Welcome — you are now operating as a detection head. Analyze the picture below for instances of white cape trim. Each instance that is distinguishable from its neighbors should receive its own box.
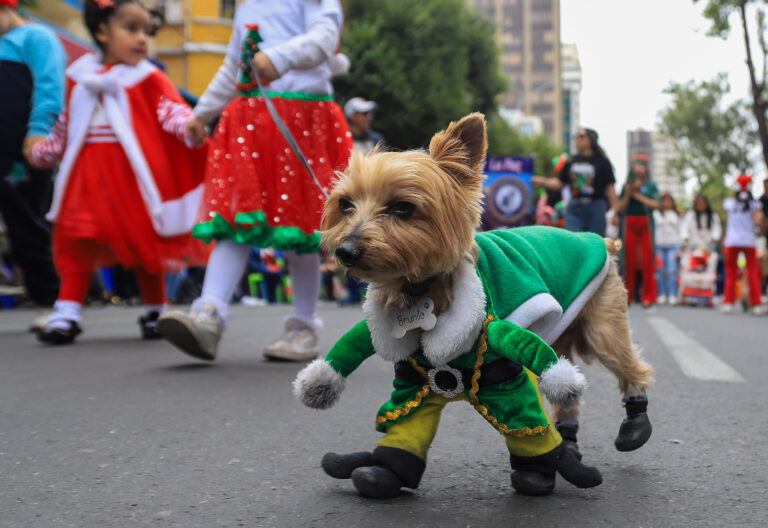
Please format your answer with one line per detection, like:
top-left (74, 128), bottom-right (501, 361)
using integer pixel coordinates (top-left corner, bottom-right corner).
top-left (46, 53), bottom-right (202, 237)
top-left (504, 254), bottom-right (611, 344)
top-left (363, 261), bottom-right (487, 364)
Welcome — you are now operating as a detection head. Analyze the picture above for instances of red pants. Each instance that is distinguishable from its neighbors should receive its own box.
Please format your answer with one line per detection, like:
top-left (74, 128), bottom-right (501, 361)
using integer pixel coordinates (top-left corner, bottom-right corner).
top-left (624, 215), bottom-right (657, 304)
top-left (58, 240), bottom-right (166, 305)
top-left (723, 246), bottom-right (762, 306)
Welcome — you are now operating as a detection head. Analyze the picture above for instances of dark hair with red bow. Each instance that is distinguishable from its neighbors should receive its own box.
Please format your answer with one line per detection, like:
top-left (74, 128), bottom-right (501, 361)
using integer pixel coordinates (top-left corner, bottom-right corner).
top-left (84, 0), bottom-right (163, 50)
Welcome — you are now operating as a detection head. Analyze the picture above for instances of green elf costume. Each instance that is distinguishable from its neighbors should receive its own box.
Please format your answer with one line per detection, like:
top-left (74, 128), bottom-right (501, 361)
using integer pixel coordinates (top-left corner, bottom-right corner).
top-left (294, 226), bottom-right (609, 497)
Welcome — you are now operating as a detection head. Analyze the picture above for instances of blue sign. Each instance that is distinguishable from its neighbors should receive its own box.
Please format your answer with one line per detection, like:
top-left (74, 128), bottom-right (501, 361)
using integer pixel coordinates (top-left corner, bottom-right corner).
top-left (482, 157), bottom-right (535, 229)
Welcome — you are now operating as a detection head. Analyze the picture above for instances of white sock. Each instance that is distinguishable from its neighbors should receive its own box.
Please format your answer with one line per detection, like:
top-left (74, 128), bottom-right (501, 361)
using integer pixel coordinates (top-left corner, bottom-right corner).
top-left (145, 304), bottom-right (167, 316)
top-left (285, 251), bottom-right (322, 330)
top-left (193, 239), bottom-right (250, 324)
top-left (48, 300), bottom-right (82, 330)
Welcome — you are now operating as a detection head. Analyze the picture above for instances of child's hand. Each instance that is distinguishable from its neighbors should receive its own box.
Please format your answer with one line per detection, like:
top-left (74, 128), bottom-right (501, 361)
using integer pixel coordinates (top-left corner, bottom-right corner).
top-left (185, 118), bottom-right (207, 146)
top-left (252, 52), bottom-right (280, 83)
top-left (23, 135), bottom-right (46, 167)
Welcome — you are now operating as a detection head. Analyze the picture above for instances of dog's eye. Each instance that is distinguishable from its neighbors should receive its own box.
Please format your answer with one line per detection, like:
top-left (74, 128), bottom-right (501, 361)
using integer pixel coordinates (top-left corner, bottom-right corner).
top-left (388, 201), bottom-right (415, 218)
top-left (338, 197), bottom-right (355, 215)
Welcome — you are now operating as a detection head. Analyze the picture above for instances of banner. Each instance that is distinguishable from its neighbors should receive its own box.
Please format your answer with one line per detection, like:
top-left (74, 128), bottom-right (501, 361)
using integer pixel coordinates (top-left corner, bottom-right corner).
top-left (481, 156), bottom-right (535, 230)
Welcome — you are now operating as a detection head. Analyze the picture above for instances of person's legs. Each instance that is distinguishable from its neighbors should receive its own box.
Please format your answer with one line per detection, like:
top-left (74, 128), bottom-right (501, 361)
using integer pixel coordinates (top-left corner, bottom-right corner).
top-left (0, 157), bottom-right (59, 306)
top-left (263, 251), bottom-right (322, 361)
top-left (623, 219), bottom-right (639, 304)
top-left (638, 220), bottom-right (657, 304)
top-left (723, 246), bottom-right (738, 306)
top-left (157, 239), bottom-right (250, 360)
top-left (563, 202), bottom-right (585, 233)
top-left (743, 247), bottom-right (763, 307)
top-left (585, 200), bottom-right (607, 237)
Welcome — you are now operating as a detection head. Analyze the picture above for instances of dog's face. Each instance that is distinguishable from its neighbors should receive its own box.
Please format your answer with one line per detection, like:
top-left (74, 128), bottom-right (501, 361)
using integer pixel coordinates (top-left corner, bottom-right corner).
top-left (322, 113), bottom-right (488, 285)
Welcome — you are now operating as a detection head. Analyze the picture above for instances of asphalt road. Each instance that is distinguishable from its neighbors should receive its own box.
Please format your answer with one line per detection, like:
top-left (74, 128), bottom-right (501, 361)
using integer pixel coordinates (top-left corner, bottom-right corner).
top-left (1, 302), bottom-right (766, 527)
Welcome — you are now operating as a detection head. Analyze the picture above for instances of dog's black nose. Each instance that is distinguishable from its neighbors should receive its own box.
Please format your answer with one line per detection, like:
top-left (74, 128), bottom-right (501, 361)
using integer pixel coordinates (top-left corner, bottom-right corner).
top-left (335, 240), bottom-right (364, 267)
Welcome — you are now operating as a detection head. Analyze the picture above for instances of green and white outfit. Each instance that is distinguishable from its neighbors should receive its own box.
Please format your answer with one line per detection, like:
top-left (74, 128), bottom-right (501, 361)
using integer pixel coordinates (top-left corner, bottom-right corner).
top-left (295, 226), bottom-right (610, 442)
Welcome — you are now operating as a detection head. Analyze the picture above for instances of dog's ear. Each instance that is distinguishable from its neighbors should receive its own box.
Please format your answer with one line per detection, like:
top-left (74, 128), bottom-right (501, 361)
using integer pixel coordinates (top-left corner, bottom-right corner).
top-left (429, 113), bottom-right (487, 179)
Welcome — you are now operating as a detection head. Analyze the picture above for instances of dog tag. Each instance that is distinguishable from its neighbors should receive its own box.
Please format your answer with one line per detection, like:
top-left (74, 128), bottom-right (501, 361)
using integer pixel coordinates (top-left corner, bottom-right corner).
top-left (389, 297), bottom-right (437, 339)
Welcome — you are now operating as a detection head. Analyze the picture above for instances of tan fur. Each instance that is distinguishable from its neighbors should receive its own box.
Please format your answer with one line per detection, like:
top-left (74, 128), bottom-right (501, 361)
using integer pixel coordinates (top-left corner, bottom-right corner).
top-left (323, 112), bottom-right (653, 407)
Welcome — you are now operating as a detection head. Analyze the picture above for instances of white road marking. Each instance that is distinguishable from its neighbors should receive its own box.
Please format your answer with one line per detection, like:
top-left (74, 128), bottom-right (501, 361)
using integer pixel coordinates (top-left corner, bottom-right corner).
top-left (646, 316), bottom-right (745, 382)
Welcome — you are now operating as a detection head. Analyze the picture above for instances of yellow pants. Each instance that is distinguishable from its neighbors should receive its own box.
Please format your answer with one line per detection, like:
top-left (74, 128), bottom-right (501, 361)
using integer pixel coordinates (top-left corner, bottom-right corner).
top-left (377, 370), bottom-right (562, 460)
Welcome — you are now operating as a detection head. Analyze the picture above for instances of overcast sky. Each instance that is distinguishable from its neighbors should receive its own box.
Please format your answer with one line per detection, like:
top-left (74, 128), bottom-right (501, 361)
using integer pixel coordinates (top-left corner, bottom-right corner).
top-left (560, 0), bottom-right (758, 186)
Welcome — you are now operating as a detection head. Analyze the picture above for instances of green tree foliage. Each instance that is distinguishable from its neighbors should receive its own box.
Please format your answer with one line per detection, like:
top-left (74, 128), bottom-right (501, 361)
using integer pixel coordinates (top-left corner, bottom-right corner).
top-left (694, 0), bottom-right (768, 171)
top-left (486, 117), bottom-right (561, 177)
top-left (333, 0), bottom-right (507, 150)
top-left (658, 74), bottom-right (756, 210)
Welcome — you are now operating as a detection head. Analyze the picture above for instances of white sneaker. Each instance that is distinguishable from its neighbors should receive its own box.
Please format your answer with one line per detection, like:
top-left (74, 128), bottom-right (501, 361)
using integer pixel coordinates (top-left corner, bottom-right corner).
top-left (657, 295), bottom-right (667, 305)
top-left (721, 303), bottom-right (734, 315)
top-left (157, 304), bottom-right (223, 361)
top-left (751, 305), bottom-right (767, 316)
top-left (263, 318), bottom-right (320, 362)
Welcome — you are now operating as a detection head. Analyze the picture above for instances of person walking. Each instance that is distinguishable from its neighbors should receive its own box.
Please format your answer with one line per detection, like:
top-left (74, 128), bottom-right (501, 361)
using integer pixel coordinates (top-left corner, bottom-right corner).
top-left (532, 127), bottom-right (618, 236)
top-left (157, 0), bottom-right (352, 362)
top-left (27, 0), bottom-right (208, 344)
top-left (344, 97), bottom-right (382, 154)
top-left (721, 174), bottom-right (764, 315)
top-left (0, 0), bottom-right (65, 308)
top-left (653, 192), bottom-right (682, 305)
top-left (616, 155), bottom-right (660, 307)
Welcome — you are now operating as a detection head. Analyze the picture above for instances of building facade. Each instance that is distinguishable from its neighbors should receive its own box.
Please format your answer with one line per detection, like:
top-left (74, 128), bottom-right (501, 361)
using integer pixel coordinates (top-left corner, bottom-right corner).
top-left (627, 129), bottom-right (686, 203)
top-left (22, 0), bottom-right (233, 95)
top-left (469, 0), bottom-right (563, 145)
top-left (561, 43), bottom-right (581, 153)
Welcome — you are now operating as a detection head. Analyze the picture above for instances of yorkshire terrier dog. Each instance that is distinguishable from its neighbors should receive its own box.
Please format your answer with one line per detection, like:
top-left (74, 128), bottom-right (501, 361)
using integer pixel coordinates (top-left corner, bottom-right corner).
top-left (293, 113), bottom-right (652, 499)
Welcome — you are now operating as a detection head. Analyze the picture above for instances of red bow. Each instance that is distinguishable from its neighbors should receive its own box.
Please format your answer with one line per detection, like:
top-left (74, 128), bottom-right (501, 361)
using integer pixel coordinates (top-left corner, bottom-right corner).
top-left (93, 0), bottom-right (115, 8)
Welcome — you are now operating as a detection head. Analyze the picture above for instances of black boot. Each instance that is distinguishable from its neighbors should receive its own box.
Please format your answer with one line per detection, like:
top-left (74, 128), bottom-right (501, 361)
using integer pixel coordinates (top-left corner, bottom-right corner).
top-left (139, 311), bottom-right (162, 340)
top-left (614, 393), bottom-right (652, 452)
top-left (510, 443), bottom-right (602, 496)
top-left (350, 446), bottom-right (425, 499)
top-left (38, 320), bottom-right (82, 345)
top-left (555, 421), bottom-right (582, 461)
top-left (321, 451), bottom-right (374, 479)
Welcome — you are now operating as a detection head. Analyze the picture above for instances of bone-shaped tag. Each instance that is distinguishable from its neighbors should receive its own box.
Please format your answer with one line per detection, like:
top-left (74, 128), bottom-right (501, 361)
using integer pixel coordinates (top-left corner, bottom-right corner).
top-left (389, 297), bottom-right (437, 339)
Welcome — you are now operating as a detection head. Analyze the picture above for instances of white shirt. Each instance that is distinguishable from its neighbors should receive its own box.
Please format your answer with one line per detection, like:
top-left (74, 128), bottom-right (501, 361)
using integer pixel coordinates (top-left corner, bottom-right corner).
top-left (682, 209), bottom-right (722, 249)
top-left (194, 0), bottom-right (343, 124)
top-left (653, 209), bottom-right (683, 247)
top-left (723, 197), bottom-right (760, 247)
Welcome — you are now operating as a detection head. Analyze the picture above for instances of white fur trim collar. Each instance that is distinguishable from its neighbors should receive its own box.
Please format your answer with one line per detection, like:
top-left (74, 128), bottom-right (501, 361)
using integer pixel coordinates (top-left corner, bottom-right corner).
top-left (363, 261), bottom-right (487, 364)
top-left (66, 53), bottom-right (156, 88)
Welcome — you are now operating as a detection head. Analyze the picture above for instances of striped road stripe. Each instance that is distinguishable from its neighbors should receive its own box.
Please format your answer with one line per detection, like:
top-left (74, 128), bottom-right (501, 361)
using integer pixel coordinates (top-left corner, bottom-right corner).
top-left (646, 316), bottom-right (745, 382)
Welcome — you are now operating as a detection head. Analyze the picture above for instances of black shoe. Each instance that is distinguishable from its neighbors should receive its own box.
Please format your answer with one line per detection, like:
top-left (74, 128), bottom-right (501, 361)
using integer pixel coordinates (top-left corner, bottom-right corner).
top-left (351, 466), bottom-right (403, 499)
top-left (510, 443), bottom-right (602, 496)
top-left (38, 320), bottom-right (82, 345)
top-left (322, 451), bottom-right (374, 479)
top-left (139, 311), bottom-right (162, 340)
top-left (615, 394), bottom-right (652, 452)
top-left (555, 421), bottom-right (583, 461)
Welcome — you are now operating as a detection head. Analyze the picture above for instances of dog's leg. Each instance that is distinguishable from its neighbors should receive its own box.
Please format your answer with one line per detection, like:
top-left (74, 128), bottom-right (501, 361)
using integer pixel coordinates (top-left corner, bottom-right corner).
top-left (551, 327), bottom-right (585, 460)
top-left (576, 262), bottom-right (654, 451)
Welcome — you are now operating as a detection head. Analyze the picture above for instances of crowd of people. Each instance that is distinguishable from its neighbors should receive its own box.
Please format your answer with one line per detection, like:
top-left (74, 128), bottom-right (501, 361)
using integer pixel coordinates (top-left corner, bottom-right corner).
top-left (533, 128), bottom-right (768, 315)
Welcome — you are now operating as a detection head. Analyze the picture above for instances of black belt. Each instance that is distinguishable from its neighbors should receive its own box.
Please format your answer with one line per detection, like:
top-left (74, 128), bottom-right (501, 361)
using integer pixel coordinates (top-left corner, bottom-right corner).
top-left (394, 357), bottom-right (524, 397)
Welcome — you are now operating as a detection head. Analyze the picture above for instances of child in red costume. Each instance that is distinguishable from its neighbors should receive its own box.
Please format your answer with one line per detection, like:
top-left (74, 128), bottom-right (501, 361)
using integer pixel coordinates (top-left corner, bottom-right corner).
top-left (721, 174), bottom-right (765, 315)
top-left (27, 0), bottom-right (207, 344)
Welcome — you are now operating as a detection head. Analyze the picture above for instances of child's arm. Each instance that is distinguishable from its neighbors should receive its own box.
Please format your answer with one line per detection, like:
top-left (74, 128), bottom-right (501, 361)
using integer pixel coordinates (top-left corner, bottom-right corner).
top-left (21, 26), bottom-right (67, 154)
top-left (157, 96), bottom-right (198, 148)
top-left (262, 1), bottom-right (342, 75)
top-left (28, 110), bottom-right (68, 168)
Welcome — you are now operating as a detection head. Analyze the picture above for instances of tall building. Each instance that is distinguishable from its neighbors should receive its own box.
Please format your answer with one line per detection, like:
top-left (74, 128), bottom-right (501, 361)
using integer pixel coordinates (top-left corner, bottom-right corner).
top-left (469, 0), bottom-right (563, 145)
top-left (627, 129), bottom-right (685, 202)
top-left (561, 43), bottom-right (581, 153)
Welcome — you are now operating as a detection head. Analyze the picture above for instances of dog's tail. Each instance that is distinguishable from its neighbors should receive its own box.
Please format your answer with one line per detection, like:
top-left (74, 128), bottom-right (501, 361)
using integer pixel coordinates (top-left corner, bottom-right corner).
top-left (604, 238), bottom-right (622, 256)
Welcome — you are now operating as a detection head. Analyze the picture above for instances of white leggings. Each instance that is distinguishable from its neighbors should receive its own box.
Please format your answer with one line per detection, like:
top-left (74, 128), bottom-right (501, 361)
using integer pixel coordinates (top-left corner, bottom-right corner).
top-left (193, 239), bottom-right (321, 329)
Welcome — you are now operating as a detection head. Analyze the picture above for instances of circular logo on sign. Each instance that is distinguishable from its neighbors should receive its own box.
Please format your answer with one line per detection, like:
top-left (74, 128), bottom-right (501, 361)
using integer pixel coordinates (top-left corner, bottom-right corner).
top-left (486, 176), bottom-right (530, 226)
